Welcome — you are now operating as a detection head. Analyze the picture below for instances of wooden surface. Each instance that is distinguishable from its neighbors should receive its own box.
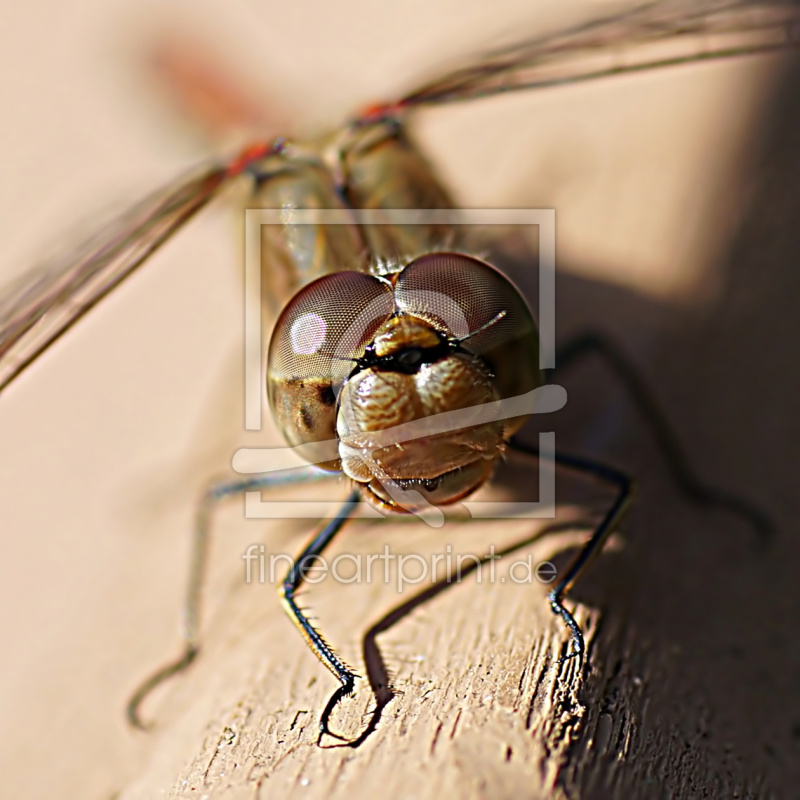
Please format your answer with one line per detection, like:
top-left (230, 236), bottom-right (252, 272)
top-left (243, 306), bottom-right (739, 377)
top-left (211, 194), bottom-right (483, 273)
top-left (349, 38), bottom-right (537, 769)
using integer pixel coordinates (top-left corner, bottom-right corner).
top-left (1, 3), bottom-right (800, 799)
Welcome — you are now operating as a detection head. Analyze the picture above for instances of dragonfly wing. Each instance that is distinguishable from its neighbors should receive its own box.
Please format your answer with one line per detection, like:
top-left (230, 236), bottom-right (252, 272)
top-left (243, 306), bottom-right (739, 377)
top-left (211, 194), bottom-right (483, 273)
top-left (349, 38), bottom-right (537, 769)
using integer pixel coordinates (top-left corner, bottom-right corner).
top-left (385, 1), bottom-right (800, 112)
top-left (0, 163), bottom-right (235, 395)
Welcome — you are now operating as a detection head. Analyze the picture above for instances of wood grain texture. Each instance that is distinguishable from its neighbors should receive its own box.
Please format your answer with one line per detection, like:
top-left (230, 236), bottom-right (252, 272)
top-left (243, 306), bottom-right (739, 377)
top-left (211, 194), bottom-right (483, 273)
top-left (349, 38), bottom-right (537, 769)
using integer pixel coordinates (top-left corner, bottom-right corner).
top-left (119, 506), bottom-right (602, 800)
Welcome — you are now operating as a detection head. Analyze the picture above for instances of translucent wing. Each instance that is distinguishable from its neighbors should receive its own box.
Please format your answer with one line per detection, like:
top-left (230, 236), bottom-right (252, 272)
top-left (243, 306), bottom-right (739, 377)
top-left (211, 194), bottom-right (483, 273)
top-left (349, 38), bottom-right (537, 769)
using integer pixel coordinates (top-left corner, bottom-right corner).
top-left (0, 163), bottom-right (236, 395)
top-left (3, 1), bottom-right (799, 396)
top-left (369, 0), bottom-right (800, 116)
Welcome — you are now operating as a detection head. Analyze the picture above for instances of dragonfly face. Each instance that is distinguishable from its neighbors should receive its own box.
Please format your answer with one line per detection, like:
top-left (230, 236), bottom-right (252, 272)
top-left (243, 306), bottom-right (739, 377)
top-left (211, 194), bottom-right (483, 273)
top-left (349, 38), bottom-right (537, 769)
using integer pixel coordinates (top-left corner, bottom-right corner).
top-left (267, 251), bottom-right (541, 511)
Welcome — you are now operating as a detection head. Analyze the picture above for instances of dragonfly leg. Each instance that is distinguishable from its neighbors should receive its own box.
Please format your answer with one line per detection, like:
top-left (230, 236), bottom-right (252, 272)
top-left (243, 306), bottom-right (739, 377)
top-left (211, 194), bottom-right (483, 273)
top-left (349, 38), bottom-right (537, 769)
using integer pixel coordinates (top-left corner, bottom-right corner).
top-left (126, 466), bottom-right (335, 729)
top-left (277, 489), bottom-right (363, 742)
top-left (552, 332), bottom-right (773, 545)
top-left (509, 439), bottom-right (633, 664)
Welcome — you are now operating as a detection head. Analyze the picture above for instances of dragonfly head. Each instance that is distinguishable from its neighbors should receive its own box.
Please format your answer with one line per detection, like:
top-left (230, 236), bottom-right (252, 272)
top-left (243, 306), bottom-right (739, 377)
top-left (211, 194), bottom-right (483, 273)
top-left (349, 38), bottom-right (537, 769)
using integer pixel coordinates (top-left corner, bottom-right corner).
top-left (267, 252), bottom-right (541, 512)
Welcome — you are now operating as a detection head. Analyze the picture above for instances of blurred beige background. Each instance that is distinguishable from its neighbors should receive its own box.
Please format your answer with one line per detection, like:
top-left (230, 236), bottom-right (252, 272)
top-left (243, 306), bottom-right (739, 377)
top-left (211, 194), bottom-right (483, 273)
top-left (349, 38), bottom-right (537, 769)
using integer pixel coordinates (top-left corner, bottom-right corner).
top-left (0, 1), bottom-right (797, 798)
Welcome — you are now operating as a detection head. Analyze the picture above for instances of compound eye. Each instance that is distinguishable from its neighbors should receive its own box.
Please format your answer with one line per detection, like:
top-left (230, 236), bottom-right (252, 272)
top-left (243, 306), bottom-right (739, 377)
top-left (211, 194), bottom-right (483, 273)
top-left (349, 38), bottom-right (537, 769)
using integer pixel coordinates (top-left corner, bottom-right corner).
top-left (394, 252), bottom-right (540, 407)
top-left (267, 271), bottom-right (394, 458)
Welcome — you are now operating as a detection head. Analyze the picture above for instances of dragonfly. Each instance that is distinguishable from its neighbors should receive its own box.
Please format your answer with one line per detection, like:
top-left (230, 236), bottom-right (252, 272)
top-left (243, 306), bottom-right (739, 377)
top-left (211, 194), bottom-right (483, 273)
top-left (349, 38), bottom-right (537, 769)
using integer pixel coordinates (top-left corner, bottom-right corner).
top-left (0, 0), bottom-right (793, 741)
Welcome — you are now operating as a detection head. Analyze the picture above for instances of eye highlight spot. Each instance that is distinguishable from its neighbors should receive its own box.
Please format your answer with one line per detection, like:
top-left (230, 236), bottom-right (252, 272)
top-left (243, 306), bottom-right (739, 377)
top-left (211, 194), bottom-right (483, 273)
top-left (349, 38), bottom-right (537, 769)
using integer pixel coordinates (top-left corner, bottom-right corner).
top-left (290, 312), bottom-right (327, 355)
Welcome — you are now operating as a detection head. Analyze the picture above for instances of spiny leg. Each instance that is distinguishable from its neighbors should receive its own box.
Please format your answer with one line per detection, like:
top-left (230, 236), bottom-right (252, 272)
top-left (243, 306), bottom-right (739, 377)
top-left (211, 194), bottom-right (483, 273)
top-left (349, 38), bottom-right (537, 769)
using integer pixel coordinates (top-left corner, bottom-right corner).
top-left (509, 438), bottom-right (633, 664)
top-left (277, 489), bottom-right (363, 743)
top-left (520, 330), bottom-right (769, 662)
top-left (127, 467), bottom-right (331, 729)
top-left (552, 332), bottom-right (773, 543)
